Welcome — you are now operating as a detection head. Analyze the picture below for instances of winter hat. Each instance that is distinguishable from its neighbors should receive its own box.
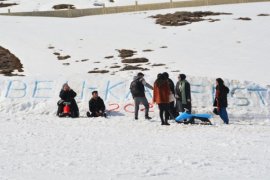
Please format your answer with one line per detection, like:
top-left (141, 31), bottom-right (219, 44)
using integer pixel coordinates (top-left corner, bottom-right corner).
top-left (179, 74), bottom-right (186, 80)
top-left (137, 72), bottom-right (144, 77)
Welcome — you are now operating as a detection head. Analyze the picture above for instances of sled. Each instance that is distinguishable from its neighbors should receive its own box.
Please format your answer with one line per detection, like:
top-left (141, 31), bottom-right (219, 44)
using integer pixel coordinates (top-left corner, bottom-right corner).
top-left (175, 111), bottom-right (212, 125)
top-left (60, 102), bottom-right (71, 117)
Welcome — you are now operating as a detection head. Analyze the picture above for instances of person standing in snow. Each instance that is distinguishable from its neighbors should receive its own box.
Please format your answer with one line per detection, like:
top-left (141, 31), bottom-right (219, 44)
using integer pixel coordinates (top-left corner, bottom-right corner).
top-left (87, 91), bottom-right (106, 118)
top-left (153, 73), bottom-right (174, 125)
top-left (57, 83), bottom-right (79, 118)
top-left (213, 78), bottom-right (230, 124)
top-left (163, 72), bottom-right (176, 120)
top-left (130, 72), bottom-right (153, 120)
top-left (175, 74), bottom-right (192, 122)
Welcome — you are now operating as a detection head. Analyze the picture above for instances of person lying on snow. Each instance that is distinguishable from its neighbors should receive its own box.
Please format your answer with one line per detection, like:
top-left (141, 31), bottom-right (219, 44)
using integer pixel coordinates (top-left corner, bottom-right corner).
top-left (57, 83), bottom-right (79, 118)
top-left (86, 91), bottom-right (107, 118)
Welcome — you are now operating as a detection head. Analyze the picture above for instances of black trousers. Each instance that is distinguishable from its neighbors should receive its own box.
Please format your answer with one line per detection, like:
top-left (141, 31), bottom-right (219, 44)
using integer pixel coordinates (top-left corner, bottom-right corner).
top-left (165, 101), bottom-right (176, 120)
top-left (158, 103), bottom-right (175, 123)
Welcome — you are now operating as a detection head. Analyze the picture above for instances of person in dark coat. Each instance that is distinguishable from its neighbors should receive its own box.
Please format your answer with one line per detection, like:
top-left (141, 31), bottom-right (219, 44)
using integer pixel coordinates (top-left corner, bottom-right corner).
top-left (163, 72), bottom-right (176, 120)
top-left (57, 83), bottom-right (79, 118)
top-left (130, 72), bottom-right (153, 120)
top-left (213, 78), bottom-right (230, 124)
top-left (175, 74), bottom-right (192, 123)
top-left (87, 91), bottom-right (106, 118)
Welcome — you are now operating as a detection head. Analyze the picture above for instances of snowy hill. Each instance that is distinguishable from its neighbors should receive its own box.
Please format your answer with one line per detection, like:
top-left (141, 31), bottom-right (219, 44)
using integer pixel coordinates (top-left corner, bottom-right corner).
top-left (0, 2), bottom-right (270, 180)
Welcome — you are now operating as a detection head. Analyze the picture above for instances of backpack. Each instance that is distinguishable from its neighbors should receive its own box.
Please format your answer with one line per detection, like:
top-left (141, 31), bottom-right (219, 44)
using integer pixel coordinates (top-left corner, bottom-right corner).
top-left (130, 79), bottom-right (140, 97)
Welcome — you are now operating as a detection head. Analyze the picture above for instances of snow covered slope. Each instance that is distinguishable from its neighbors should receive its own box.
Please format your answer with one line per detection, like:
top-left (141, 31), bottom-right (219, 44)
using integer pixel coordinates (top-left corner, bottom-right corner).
top-left (0, 2), bottom-right (270, 180)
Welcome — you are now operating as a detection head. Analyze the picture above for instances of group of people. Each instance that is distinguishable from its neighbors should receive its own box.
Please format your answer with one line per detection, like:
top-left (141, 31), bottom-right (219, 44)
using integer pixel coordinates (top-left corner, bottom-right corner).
top-left (56, 72), bottom-right (230, 125)
top-left (130, 72), bottom-right (230, 125)
top-left (57, 83), bottom-right (106, 118)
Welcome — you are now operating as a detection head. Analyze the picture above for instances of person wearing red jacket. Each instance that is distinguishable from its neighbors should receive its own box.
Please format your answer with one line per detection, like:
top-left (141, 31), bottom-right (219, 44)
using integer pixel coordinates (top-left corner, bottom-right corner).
top-left (213, 78), bottom-right (230, 124)
top-left (153, 73), bottom-right (174, 125)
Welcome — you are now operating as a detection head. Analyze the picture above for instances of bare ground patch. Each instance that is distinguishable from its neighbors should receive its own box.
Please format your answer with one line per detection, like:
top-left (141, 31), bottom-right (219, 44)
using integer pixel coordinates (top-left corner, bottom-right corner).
top-left (143, 49), bottom-right (154, 52)
top-left (122, 58), bottom-right (149, 63)
top-left (57, 55), bottom-right (71, 60)
top-left (110, 65), bottom-right (121, 68)
top-left (151, 11), bottom-right (232, 26)
top-left (88, 70), bottom-right (109, 74)
top-left (105, 56), bottom-right (114, 59)
top-left (120, 65), bottom-right (149, 71)
top-left (0, 2), bottom-right (18, 8)
top-left (117, 49), bottom-right (137, 58)
top-left (52, 4), bottom-right (75, 10)
top-left (0, 46), bottom-right (24, 76)
top-left (152, 63), bottom-right (166, 66)
top-left (236, 17), bottom-right (252, 21)
top-left (258, 14), bottom-right (270, 16)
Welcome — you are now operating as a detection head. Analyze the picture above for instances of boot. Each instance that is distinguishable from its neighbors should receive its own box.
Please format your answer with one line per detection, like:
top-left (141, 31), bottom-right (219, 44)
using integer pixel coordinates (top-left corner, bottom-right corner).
top-left (86, 112), bottom-right (91, 117)
top-left (164, 119), bottom-right (170, 126)
top-left (145, 115), bottom-right (152, 120)
top-left (161, 119), bottom-right (165, 125)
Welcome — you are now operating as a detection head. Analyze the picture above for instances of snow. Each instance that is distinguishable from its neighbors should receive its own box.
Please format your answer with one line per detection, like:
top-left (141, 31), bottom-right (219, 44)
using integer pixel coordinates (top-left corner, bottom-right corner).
top-left (0, 2), bottom-right (270, 180)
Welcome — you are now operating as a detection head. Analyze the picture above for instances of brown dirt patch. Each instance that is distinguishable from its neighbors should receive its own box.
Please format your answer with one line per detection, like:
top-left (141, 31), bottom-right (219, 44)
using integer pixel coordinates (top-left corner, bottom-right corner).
top-left (258, 14), bottom-right (270, 16)
top-left (0, 2), bottom-right (18, 8)
top-left (236, 17), bottom-right (252, 21)
top-left (88, 70), bottom-right (109, 74)
top-left (110, 65), bottom-right (121, 68)
top-left (120, 65), bottom-right (149, 71)
top-left (0, 46), bottom-right (24, 76)
top-left (208, 18), bottom-right (220, 22)
top-left (53, 52), bottom-right (60, 56)
top-left (105, 56), bottom-right (114, 59)
top-left (143, 49), bottom-right (154, 52)
top-left (57, 55), bottom-right (71, 60)
top-left (122, 58), bottom-right (149, 63)
top-left (117, 49), bottom-right (137, 58)
top-left (160, 46), bottom-right (168, 48)
top-left (151, 11), bottom-right (232, 26)
top-left (52, 4), bottom-right (75, 10)
top-left (152, 63), bottom-right (166, 66)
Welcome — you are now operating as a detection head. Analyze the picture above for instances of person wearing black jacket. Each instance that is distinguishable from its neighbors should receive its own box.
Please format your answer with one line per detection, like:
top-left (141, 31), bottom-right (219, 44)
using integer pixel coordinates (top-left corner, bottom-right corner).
top-left (213, 78), bottom-right (230, 124)
top-left (163, 72), bottom-right (176, 119)
top-left (130, 72), bottom-right (153, 120)
top-left (87, 91), bottom-right (106, 118)
top-left (57, 83), bottom-right (79, 118)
